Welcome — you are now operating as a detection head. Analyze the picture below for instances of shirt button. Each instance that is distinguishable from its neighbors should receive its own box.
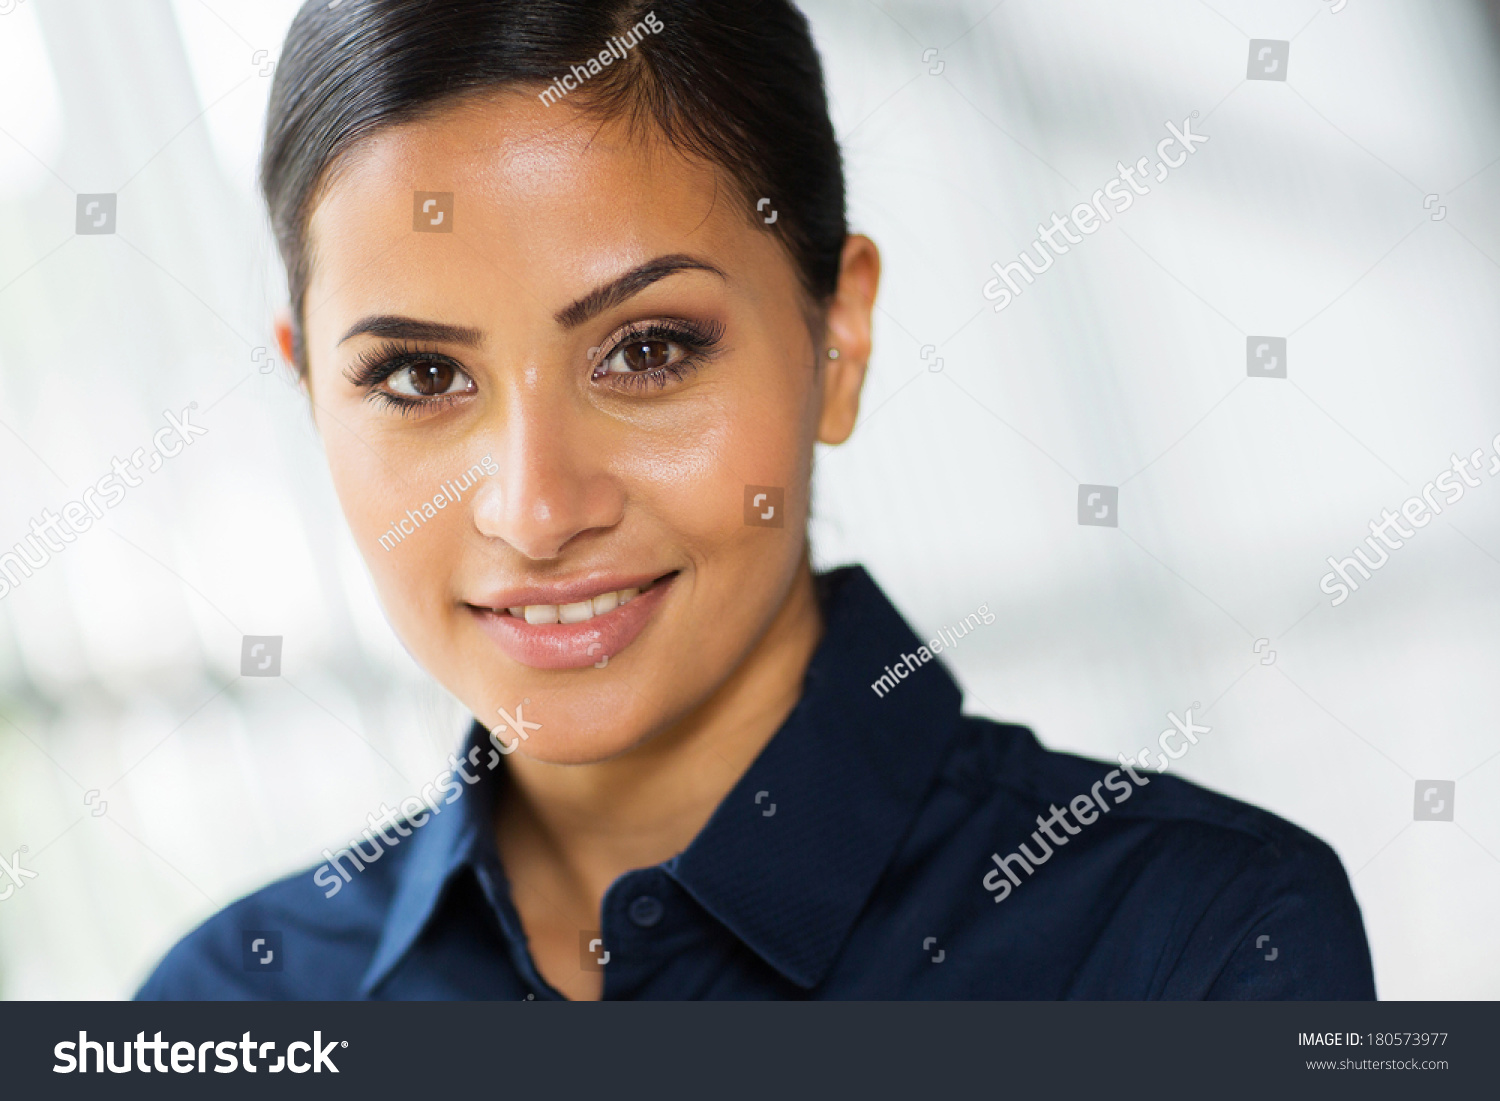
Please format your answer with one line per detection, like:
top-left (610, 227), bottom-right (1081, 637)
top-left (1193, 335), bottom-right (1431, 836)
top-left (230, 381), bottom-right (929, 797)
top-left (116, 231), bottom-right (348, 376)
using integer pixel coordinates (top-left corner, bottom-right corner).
top-left (627, 895), bottom-right (664, 928)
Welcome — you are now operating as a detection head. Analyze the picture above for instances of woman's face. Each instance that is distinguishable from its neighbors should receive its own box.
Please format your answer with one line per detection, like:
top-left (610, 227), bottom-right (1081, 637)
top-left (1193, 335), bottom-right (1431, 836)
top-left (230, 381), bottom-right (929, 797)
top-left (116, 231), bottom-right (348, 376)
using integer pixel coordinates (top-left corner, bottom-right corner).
top-left (291, 92), bottom-right (871, 763)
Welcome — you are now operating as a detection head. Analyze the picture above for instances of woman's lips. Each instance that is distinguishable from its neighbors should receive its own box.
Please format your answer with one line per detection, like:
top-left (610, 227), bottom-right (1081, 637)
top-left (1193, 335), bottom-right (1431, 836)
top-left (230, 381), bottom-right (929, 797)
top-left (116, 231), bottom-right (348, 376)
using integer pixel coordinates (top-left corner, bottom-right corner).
top-left (468, 574), bottom-right (676, 670)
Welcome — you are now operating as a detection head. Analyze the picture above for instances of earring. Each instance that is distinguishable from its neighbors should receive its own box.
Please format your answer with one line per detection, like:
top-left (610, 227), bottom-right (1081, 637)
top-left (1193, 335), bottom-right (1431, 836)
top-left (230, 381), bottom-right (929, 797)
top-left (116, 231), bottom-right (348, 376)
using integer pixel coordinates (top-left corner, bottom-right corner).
top-left (827, 348), bottom-right (840, 360)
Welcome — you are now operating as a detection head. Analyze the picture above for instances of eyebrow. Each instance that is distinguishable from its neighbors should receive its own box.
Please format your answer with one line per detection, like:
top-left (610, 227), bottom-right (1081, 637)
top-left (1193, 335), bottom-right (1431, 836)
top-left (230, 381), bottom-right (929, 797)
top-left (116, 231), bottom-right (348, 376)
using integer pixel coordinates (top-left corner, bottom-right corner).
top-left (335, 254), bottom-right (726, 348)
top-left (338, 316), bottom-right (484, 347)
top-left (554, 254), bottom-right (726, 329)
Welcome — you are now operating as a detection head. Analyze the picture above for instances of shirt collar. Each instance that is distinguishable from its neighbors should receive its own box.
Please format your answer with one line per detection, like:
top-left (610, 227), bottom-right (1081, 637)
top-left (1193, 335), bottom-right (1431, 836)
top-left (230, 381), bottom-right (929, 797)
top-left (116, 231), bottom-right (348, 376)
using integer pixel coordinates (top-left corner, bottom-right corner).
top-left (360, 565), bottom-right (965, 995)
top-left (358, 725), bottom-right (499, 997)
top-left (668, 565), bottom-right (964, 988)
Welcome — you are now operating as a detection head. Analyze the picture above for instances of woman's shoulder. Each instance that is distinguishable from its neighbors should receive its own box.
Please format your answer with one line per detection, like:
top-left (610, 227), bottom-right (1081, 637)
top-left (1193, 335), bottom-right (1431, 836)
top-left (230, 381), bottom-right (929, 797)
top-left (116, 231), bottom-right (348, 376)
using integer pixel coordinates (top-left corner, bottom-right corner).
top-left (906, 711), bottom-right (1374, 998)
top-left (865, 711), bottom-right (1371, 996)
top-left (133, 841), bottom-right (410, 1001)
top-left (946, 710), bottom-right (1336, 861)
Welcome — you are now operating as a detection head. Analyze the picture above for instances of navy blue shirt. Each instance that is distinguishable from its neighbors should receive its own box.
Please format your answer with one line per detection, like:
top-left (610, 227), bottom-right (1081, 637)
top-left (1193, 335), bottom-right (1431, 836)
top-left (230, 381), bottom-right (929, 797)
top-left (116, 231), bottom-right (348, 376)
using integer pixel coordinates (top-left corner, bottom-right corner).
top-left (138, 566), bottom-right (1374, 1000)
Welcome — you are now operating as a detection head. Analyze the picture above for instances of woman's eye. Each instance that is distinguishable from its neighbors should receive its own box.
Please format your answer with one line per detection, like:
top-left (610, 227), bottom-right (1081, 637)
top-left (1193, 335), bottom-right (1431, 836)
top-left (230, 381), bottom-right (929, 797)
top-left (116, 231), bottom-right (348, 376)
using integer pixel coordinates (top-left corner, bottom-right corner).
top-left (604, 339), bottom-right (681, 374)
top-left (386, 361), bottom-right (472, 397)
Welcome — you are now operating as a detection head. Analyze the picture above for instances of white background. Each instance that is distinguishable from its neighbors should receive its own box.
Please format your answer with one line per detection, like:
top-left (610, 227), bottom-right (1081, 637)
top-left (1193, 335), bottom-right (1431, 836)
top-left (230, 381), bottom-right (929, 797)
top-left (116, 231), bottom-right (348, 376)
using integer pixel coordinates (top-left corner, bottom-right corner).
top-left (0, 0), bottom-right (1496, 999)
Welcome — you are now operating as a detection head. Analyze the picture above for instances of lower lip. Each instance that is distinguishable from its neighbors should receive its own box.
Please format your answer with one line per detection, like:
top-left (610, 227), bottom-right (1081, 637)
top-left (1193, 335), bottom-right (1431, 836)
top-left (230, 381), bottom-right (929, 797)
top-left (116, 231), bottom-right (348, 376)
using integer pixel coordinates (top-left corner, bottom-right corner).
top-left (469, 576), bottom-right (675, 671)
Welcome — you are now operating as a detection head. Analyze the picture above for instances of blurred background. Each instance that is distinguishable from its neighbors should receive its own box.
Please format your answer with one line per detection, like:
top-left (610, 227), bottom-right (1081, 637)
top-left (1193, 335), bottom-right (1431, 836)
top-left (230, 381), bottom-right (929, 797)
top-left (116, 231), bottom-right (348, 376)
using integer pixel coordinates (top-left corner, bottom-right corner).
top-left (0, 0), bottom-right (1496, 999)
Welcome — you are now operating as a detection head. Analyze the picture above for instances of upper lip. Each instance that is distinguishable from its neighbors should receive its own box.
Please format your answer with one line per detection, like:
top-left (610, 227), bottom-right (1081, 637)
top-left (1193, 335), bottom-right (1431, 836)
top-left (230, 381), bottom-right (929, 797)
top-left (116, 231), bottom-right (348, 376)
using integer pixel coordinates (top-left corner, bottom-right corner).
top-left (467, 571), bottom-right (674, 611)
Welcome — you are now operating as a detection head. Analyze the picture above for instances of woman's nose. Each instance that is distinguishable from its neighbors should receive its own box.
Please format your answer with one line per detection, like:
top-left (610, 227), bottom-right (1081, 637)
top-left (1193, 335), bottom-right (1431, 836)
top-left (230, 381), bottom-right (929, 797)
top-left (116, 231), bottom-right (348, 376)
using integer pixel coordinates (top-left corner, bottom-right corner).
top-left (468, 398), bottom-right (624, 560)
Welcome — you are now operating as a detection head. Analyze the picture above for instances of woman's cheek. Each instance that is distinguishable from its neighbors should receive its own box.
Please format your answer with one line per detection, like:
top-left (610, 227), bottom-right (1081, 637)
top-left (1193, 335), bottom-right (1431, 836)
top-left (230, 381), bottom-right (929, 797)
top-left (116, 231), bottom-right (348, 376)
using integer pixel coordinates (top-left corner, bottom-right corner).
top-left (624, 382), bottom-right (809, 538)
top-left (327, 448), bottom-right (404, 550)
top-left (323, 441), bottom-right (457, 623)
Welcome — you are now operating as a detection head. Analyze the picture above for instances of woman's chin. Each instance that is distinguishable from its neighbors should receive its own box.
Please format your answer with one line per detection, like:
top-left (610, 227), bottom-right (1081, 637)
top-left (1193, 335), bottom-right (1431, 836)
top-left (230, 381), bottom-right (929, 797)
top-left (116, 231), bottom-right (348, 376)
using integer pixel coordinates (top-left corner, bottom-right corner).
top-left (463, 680), bottom-right (666, 767)
top-left (503, 723), bottom-right (658, 767)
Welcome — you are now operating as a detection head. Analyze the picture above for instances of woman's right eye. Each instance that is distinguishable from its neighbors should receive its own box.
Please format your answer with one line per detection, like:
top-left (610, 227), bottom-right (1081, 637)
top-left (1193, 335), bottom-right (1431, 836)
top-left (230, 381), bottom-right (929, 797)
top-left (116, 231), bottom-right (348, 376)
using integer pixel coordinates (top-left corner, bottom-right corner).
top-left (384, 360), bottom-right (473, 397)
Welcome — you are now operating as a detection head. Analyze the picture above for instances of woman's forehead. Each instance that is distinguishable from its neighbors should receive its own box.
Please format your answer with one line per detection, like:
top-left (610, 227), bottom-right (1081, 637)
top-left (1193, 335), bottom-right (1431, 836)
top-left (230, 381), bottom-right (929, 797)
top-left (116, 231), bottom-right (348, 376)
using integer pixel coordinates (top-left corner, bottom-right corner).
top-left (304, 102), bottom-right (741, 289)
top-left (316, 96), bottom-right (712, 218)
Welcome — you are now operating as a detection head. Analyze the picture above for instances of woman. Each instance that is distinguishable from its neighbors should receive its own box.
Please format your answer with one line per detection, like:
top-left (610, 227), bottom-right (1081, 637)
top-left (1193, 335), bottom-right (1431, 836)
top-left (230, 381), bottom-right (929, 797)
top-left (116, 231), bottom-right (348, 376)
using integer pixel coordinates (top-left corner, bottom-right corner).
top-left (138, 0), bottom-right (1374, 1000)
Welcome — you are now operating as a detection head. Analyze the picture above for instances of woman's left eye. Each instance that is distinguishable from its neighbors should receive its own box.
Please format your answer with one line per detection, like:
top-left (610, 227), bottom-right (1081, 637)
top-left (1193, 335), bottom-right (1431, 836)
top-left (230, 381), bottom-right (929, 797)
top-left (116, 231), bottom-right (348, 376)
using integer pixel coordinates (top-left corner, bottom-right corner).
top-left (588, 319), bottom-right (724, 388)
top-left (385, 361), bottom-right (474, 397)
top-left (601, 338), bottom-right (684, 375)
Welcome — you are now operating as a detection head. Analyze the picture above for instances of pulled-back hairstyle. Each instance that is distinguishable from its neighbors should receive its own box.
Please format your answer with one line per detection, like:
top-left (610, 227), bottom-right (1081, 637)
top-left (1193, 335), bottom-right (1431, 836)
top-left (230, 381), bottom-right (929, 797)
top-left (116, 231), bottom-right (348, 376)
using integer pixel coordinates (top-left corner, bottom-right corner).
top-left (260, 0), bottom-right (847, 370)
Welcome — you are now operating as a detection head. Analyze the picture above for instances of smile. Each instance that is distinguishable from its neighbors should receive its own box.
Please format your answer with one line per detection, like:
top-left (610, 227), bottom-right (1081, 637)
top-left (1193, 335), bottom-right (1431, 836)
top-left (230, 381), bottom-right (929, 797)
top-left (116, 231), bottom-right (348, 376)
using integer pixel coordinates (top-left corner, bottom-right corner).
top-left (468, 572), bottom-right (678, 671)
top-left (498, 578), bottom-right (662, 624)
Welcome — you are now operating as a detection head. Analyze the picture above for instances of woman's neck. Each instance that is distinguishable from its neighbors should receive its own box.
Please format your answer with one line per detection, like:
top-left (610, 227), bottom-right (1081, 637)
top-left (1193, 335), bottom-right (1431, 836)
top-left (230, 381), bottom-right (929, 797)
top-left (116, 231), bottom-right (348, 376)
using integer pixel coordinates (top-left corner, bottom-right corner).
top-left (494, 560), bottom-right (824, 910)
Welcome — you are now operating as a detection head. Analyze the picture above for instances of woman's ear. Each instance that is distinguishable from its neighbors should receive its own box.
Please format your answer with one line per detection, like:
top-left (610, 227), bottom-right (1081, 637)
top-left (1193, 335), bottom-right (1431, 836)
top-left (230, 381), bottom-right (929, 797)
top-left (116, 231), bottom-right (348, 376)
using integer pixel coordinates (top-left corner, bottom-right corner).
top-left (817, 234), bottom-right (881, 446)
top-left (272, 307), bottom-right (306, 389)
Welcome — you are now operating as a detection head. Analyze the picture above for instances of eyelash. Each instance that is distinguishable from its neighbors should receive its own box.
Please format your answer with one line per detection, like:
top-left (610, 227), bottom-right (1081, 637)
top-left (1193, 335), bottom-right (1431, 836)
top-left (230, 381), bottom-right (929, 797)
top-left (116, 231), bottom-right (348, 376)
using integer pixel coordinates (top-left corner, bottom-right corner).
top-left (346, 341), bottom-right (473, 417)
top-left (344, 318), bottom-right (726, 415)
top-left (591, 318), bottom-right (726, 390)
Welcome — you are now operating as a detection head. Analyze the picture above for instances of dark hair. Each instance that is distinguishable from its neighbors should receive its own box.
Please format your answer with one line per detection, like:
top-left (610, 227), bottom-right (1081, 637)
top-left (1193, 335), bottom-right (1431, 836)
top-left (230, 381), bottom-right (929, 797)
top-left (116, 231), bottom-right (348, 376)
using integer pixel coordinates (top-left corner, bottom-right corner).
top-left (261, 0), bottom-right (847, 370)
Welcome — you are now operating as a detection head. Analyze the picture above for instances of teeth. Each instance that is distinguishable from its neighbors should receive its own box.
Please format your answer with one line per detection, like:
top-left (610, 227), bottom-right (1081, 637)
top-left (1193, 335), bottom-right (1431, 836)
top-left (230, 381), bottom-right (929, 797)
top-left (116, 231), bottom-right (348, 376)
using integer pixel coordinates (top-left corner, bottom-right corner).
top-left (509, 582), bottom-right (655, 623)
